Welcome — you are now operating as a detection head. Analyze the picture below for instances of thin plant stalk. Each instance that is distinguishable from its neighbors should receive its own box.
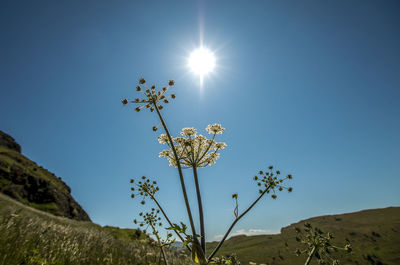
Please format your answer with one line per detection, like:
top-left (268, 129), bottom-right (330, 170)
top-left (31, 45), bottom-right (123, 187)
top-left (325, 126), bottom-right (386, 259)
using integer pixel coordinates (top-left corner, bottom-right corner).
top-left (192, 165), bottom-right (206, 253)
top-left (153, 101), bottom-right (202, 248)
top-left (207, 186), bottom-right (271, 261)
top-left (149, 193), bottom-right (191, 252)
top-left (305, 246), bottom-right (316, 265)
top-left (151, 223), bottom-right (169, 265)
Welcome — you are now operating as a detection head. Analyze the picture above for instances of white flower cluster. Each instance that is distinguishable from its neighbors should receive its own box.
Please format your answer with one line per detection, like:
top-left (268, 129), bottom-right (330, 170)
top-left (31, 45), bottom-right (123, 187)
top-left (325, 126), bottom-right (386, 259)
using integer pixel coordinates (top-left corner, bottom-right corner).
top-left (180, 127), bottom-right (197, 137)
top-left (158, 124), bottom-right (226, 168)
top-left (157, 134), bottom-right (169, 144)
top-left (206, 124), bottom-right (225, 134)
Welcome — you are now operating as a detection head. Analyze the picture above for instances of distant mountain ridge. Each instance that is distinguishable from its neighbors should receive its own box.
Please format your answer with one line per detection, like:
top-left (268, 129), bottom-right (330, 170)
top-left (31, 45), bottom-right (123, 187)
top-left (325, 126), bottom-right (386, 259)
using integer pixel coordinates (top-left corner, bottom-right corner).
top-left (0, 130), bottom-right (90, 221)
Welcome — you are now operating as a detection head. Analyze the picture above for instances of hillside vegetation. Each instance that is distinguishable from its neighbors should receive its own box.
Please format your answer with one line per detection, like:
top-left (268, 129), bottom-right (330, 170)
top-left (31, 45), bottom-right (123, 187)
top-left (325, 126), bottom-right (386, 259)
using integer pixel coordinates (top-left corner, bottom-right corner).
top-left (0, 192), bottom-right (192, 265)
top-left (0, 130), bottom-right (90, 221)
top-left (206, 207), bottom-right (400, 265)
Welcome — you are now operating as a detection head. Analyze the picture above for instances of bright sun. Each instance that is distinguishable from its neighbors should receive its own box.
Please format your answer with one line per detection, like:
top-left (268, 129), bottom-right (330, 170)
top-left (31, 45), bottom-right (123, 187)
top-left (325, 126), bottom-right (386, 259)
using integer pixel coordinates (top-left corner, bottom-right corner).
top-left (188, 47), bottom-right (216, 77)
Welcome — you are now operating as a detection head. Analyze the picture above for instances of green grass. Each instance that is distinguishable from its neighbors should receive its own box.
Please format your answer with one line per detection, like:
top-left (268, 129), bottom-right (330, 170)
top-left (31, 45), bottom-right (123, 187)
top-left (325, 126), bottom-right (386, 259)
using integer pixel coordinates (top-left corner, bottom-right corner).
top-left (2, 188), bottom-right (399, 265)
top-left (206, 207), bottom-right (400, 265)
top-left (0, 193), bottom-right (193, 265)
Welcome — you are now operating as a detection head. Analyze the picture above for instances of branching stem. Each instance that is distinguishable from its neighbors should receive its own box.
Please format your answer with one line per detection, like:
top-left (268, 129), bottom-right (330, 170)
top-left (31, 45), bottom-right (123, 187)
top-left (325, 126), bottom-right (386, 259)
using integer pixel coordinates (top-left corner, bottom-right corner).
top-left (207, 186), bottom-right (271, 262)
top-left (151, 223), bottom-right (169, 265)
top-left (149, 193), bottom-right (191, 252)
top-left (305, 246), bottom-right (316, 265)
top-left (153, 102), bottom-right (202, 251)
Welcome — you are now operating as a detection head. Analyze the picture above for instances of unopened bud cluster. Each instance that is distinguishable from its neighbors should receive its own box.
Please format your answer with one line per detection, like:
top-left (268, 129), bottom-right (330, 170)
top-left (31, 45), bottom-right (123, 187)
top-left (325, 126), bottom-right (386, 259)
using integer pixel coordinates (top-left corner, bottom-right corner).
top-left (121, 78), bottom-right (176, 114)
top-left (133, 207), bottom-right (177, 248)
top-left (130, 176), bottom-right (159, 205)
top-left (253, 166), bottom-right (293, 199)
top-left (158, 124), bottom-right (226, 168)
top-left (133, 208), bottom-right (162, 228)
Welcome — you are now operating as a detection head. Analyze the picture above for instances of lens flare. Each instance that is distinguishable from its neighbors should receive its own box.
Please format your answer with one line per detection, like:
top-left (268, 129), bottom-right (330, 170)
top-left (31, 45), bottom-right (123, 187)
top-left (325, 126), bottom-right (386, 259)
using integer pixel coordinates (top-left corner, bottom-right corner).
top-left (188, 47), bottom-right (216, 76)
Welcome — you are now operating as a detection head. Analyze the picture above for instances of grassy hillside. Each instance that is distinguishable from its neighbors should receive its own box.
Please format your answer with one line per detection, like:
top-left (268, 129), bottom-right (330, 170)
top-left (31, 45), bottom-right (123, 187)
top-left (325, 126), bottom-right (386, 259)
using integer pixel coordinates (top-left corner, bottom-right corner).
top-left (0, 130), bottom-right (90, 221)
top-left (0, 193), bottom-right (193, 265)
top-left (206, 207), bottom-right (400, 265)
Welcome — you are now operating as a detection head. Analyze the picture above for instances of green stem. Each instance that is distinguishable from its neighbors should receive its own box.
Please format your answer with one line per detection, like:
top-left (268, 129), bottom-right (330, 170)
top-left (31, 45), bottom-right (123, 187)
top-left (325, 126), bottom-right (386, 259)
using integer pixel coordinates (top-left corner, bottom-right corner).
top-left (153, 102), bottom-right (199, 241)
top-left (304, 246), bottom-right (316, 265)
top-left (151, 224), bottom-right (169, 265)
top-left (192, 166), bottom-right (206, 253)
top-left (150, 193), bottom-right (192, 252)
top-left (207, 186), bottom-right (270, 262)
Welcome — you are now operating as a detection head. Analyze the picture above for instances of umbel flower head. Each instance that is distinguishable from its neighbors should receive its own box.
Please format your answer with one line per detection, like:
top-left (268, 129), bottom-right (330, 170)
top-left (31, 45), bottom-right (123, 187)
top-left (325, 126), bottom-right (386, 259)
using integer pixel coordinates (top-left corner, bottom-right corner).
top-left (121, 78), bottom-right (176, 113)
top-left (294, 222), bottom-right (352, 265)
top-left (253, 166), bottom-right (293, 199)
top-left (129, 176), bottom-right (159, 204)
top-left (158, 124), bottom-right (226, 168)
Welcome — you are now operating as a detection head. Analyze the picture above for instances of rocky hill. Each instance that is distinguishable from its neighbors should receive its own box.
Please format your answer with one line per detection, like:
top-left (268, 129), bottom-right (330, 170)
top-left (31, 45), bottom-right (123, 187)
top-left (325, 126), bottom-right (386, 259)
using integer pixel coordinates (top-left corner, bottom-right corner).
top-left (0, 130), bottom-right (90, 221)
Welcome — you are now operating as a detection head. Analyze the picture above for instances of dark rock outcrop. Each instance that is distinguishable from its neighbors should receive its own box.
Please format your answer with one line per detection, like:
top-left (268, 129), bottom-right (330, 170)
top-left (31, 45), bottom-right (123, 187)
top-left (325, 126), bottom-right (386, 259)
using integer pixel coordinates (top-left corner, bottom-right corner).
top-left (0, 130), bottom-right (91, 221)
top-left (0, 130), bottom-right (21, 153)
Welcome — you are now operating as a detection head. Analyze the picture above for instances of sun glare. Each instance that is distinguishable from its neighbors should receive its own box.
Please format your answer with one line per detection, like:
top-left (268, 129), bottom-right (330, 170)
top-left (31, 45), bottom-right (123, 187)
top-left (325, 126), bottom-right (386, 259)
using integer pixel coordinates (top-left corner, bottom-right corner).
top-left (188, 47), bottom-right (216, 77)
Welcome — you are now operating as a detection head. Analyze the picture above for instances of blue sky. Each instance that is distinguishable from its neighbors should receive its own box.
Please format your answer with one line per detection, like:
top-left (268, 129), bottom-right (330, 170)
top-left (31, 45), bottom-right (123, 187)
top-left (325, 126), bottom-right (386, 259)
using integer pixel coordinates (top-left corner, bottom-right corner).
top-left (1, 0), bottom-right (399, 242)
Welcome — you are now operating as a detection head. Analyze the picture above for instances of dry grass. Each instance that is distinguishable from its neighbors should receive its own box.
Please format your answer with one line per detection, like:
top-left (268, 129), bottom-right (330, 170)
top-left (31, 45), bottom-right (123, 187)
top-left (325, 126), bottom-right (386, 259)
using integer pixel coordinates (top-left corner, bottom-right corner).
top-left (0, 193), bottom-right (192, 265)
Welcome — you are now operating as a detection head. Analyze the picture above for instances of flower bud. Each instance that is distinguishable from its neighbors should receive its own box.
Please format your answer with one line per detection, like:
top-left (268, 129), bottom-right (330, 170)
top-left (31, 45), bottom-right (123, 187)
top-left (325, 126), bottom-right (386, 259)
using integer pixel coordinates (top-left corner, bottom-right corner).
top-left (136, 86), bottom-right (141, 91)
top-left (121, 99), bottom-right (129, 105)
top-left (168, 80), bottom-right (175, 86)
top-left (139, 78), bottom-right (146, 84)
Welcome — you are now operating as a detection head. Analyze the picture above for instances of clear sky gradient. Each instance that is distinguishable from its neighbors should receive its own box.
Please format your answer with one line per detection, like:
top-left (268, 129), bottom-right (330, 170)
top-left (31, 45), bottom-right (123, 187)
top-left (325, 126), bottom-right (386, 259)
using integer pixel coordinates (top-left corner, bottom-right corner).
top-left (1, 1), bottom-right (399, 241)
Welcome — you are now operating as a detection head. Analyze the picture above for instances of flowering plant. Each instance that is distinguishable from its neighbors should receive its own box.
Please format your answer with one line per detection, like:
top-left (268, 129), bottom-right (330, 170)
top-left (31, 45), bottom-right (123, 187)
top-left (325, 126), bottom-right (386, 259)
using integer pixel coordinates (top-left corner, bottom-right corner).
top-left (294, 223), bottom-right (352, 265)
top-left (122, 78), bottom-right (293, 265)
